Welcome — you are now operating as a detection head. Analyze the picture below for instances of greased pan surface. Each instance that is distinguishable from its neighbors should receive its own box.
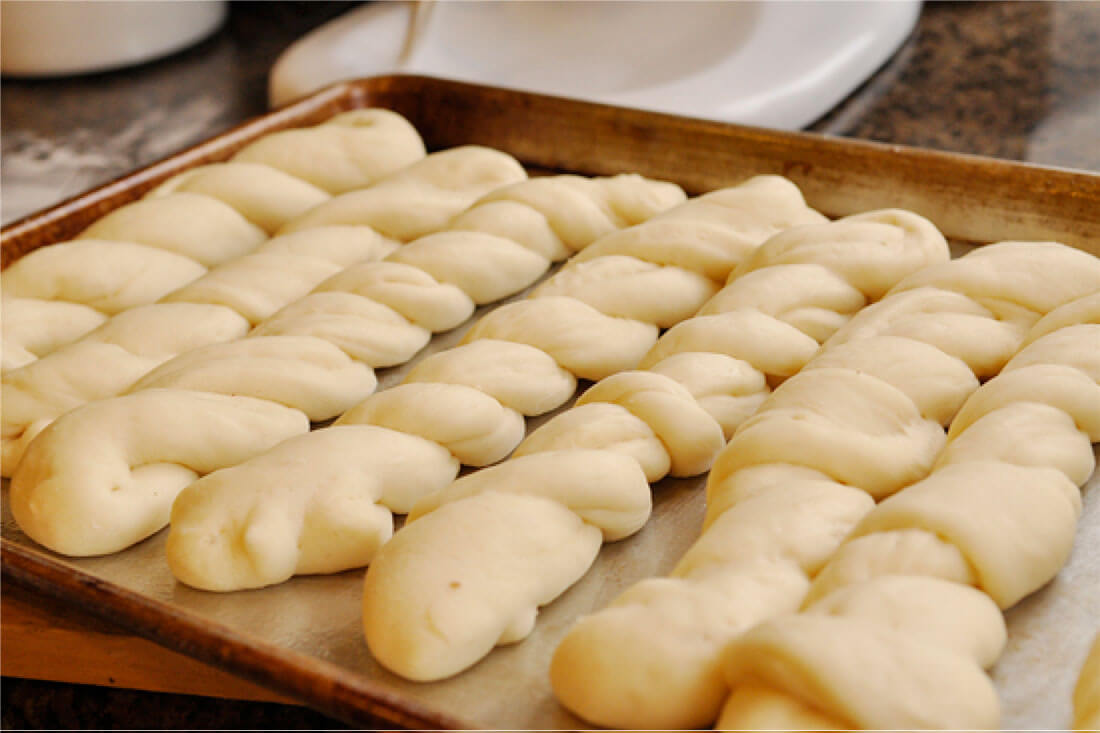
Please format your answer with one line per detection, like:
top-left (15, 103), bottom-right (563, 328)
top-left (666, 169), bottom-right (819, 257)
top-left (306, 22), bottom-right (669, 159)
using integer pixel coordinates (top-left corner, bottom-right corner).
top-left (3, 76), bottom-right (1098, 729)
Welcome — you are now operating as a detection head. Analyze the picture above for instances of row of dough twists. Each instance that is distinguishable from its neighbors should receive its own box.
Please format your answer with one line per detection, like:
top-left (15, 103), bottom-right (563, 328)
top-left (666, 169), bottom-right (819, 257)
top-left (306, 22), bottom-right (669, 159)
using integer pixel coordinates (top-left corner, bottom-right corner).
top-left (163, 174), bottom-right (825, 595)
top-left (9, 167), bottom-right (694, 555)
top-left (361, 205), bottom-right (954, 683)
top-left (2, 141), bottom-right (531, 475)
top-left (551, 241), bottom-right (1100, 729)
top-left (1, 109), bottom-right (426, 370)
top-left (713, 288), bottom-right (1100, 731)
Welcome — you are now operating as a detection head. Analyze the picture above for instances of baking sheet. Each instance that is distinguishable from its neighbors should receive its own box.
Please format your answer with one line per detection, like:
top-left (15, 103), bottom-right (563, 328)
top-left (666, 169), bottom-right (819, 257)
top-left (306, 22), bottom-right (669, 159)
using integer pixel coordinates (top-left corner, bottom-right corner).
top-left (2, 267), bottom-right (1098, 729)
top-left (3, 77), bottom-right (1099, 729)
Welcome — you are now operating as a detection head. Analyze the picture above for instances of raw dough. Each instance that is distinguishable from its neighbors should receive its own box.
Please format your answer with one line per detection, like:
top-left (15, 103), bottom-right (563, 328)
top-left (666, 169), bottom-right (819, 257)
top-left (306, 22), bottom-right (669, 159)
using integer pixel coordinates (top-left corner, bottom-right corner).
top-left (364, 206), bottom-right (950, 694)
top-left (708, 285), bottom-right (1100, 730)
top-left (9, 389), bottom-right (308, 556)
top-left (552, 240), bottom-right (1100, 730)
top-left (2, 109), bottom-right (427, 365)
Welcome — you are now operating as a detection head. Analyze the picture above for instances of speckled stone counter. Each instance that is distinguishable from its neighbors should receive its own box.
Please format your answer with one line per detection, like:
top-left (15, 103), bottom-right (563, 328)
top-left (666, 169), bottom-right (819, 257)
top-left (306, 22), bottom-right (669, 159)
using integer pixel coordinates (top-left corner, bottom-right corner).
top-left (2, 1), bottom-right (1099, 729)
top-left (812, 1), bottom-right (1100, 170)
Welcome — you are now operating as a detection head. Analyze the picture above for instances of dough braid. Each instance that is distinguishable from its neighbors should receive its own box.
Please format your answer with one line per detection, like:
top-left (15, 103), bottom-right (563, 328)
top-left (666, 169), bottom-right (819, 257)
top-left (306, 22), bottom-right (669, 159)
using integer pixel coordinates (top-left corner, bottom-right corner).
top-left (1077, 632), bottom-right (1100, 732)
top-left (8, 389), bottom-right (310, 557)
top-left (1, 146), bottom-right (527, 475)
top-left (709, 262), bottom-right (1100, 730)
top-left (1, 109), bottom-right (426, 369)
top-left (551, 242), bottom-right (1100, 730)
top-left (10, 173), bottom-right (684, 556)
top-left (362, 207), bottom-right (946, 684)
top-left (167, 176), bottom-right (821, 596)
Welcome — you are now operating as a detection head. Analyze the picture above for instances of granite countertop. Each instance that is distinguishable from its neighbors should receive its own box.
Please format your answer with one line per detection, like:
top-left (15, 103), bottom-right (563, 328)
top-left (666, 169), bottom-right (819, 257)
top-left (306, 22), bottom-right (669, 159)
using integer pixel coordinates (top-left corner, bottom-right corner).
top-left (2, 1), bottom-right (1099, 728)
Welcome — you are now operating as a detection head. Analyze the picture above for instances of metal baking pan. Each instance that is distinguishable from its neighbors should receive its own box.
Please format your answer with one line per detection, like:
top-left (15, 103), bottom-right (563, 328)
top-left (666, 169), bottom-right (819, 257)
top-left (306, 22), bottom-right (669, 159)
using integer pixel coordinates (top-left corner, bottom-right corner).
top-left (3, 75), bottom-right (1098, 729)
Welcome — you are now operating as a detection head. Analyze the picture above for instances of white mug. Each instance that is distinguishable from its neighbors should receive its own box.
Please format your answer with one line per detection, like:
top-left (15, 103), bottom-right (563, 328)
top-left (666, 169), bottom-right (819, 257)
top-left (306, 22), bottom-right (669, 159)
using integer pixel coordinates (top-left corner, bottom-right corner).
top-left (2, 0), bottom-right (227, 77)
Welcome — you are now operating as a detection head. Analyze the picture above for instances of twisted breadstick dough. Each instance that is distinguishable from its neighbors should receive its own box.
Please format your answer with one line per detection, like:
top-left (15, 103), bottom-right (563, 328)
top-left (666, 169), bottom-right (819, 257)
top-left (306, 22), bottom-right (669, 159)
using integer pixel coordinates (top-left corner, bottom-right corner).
top-left (139, 172), bottom-right (671, 423)
top-left (1, 297), bottom-right (108, 370)
top-left (165, 176), bottom-right (813, 597)
top-left (1, 109), bottom-right (425, 366)
top-left (548, 211), bottom-right (962, 728)
top-left (9, 390), bottom-right (308, 556)
top-left (230, 109), bottom-right (425, 195)
top-left (1, 146), bottom-right (522, 476)
top-left (2, 304), bottom-right (252, 472)
top-left (167, 426), bottom-right (458, 591)
top-left (1077, 633), bottom-right (1100, 732)
top-left (364, 205), bottom-right (954, 684)
top-left (556, 241), bottom-right (1099, 729)
top-left (711, 264), bottom-right (1100, 730)
top-left (12, 172), bottom-right (679, 558)
top-left (165, 174), bottom-right (700, 591)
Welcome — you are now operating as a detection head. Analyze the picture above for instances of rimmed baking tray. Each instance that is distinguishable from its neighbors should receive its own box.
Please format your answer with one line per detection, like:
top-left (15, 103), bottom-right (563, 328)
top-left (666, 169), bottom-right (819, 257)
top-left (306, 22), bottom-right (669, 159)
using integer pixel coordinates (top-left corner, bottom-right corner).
top-left (3, 75), bottom-right (1099, 730)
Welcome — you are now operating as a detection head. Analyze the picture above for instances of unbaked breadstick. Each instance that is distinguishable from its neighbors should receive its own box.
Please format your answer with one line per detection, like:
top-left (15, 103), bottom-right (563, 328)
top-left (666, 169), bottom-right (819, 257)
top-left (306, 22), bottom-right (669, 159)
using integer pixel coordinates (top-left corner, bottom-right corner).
top-left (1, 297), bottom-right (108, 370)
top-left (1, 146), bottom-right (524, 476)
top-left (140, 173), bottom-right (678, 420)
top-left (710, 266), bottom-right (1100, 730)
top-left (11, 173), bottom-right (683, 556)
top-left (9, 390), bottom-right (309, 557)
top-left (551, 241), bottom-right (1100, 730)
top-left (167, 176), bottom-right (821, 593)
top-left (2, 109), bottom-right (425, 366)
top-left (363, 208), bottom-right (947, 683)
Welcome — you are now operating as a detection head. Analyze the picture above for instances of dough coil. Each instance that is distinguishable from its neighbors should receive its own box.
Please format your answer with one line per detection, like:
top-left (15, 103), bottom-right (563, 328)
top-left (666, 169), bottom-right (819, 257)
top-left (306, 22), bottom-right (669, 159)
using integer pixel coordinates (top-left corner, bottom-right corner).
top-left (166, 175), bottom-right (822, 601)
top-left (551, 242), bottom-right (1100, 729)
top-left (363, 207), bottom-right (949, 684)
top-left (714, 289), bottom-right (1100, 731)
top-left (2, 145), bottom-right (527, 474)
top-left (10, 172), bottom-right (686, 556)
top-left (2, 109), bottom-right (426, 369)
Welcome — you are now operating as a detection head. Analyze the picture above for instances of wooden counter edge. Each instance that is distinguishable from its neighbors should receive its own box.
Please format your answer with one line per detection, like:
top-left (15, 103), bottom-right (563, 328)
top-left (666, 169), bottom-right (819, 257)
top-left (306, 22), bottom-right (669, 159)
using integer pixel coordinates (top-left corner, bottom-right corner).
top-left (1, 579), bottom-right (299, 705)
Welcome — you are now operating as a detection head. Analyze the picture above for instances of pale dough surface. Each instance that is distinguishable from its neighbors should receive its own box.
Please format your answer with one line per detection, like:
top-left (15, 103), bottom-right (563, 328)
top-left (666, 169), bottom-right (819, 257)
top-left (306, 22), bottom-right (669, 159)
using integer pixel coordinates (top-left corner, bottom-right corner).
top-left (229, 108), bottom-right (426, 194)
top-left (2, 239), bottom-right (207, 314)
top-left (1, 303), bottom-right (250, 474)
top-left (708, 284), bottom-right (1100, 731)
top-left (1, 108), bottom-right (427, 368)
top-left (718, 615), bottom-right (1001, 730)
top-left (364, 451), bottom-right (652, 681)
top-left (1, 297), bottom-right (107, 370)
top-left (167, 425), bottom-right (458, 591)
top-left (365, 205), bottom-right (956, 698)
top-left (0, 145), bottom-right (529, 480)
top-left (140, 172), bottom-right (684, 590)
top-left (9, 389), bottom-right (308, 556)
top-left (550, 239), bottom-right (1100, 730)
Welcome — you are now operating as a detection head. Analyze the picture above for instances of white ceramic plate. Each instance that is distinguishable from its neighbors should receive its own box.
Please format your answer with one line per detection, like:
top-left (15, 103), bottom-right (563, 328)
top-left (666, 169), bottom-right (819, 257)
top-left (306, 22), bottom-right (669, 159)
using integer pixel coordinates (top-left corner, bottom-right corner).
top-left (270, 0), bottom-right (920, 130)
